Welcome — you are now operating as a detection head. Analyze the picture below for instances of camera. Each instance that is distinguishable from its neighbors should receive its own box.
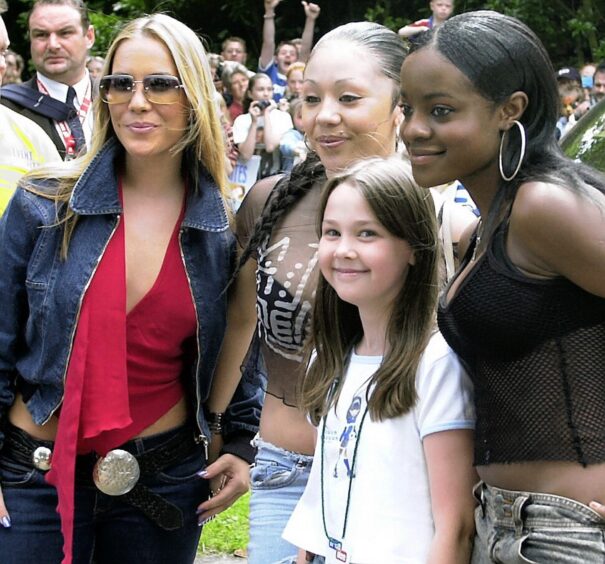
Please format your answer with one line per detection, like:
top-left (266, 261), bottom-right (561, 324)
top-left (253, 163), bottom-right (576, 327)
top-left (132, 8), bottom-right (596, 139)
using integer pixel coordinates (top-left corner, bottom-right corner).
top-left (256, 99), bottom-right (272, 111)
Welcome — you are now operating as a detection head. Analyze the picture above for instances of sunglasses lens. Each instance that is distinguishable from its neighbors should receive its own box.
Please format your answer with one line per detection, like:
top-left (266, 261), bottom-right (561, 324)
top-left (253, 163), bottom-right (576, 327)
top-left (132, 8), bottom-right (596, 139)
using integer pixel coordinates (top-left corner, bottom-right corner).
top-left (144, 76), bottom-right (182, 104)
top-left (100, 75), bottom-right (134, 104)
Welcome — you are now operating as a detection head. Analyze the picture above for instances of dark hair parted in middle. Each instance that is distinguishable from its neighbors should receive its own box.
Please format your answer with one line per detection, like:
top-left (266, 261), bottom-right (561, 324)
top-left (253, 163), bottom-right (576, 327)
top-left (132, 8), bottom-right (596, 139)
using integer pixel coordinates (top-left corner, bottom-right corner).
top-left (302, 156), bottom-right (439, 424)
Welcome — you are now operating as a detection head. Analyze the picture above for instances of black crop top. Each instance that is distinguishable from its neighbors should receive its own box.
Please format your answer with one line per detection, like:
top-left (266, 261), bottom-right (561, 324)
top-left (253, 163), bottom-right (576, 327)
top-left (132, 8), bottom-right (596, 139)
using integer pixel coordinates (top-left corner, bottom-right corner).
top-left (438, 221), bottom-right (605, 466)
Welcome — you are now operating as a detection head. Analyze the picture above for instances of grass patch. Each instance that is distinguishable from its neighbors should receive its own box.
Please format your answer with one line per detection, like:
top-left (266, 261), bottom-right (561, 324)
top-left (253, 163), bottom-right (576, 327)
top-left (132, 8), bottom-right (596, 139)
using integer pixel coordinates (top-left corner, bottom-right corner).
top-left (198, 492), bottom-right (250, 556)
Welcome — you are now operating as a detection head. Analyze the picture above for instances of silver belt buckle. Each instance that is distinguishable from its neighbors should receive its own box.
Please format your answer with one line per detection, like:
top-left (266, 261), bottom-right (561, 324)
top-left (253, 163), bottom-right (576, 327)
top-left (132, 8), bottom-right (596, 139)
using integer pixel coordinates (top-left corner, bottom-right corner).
top-left (32, 446), bottom-right (53, 471)
top-left (92, 449), bottom-right (140, 496)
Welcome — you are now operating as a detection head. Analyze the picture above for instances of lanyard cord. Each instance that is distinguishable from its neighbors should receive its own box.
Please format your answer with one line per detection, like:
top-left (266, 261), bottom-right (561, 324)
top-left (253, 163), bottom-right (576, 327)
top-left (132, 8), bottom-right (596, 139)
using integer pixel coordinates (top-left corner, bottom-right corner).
top-left (320, 392), bottom-right (370, 544)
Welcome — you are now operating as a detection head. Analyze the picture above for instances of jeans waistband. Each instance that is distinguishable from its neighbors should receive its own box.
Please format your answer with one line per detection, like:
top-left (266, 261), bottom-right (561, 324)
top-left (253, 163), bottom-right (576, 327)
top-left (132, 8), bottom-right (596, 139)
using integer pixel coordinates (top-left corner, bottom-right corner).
top-left (474, 481), bottom-right (605, 529)
top-left (251, 434), bottom-right (314, 467)
top-left (2, 422), bottom-right (200, 530)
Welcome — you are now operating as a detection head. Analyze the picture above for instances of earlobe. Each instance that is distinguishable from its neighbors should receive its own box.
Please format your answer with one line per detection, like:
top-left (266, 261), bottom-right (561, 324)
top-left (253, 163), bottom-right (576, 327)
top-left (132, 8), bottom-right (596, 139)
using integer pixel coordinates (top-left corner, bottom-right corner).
top-left (409, 250), bottom-right (416, 266)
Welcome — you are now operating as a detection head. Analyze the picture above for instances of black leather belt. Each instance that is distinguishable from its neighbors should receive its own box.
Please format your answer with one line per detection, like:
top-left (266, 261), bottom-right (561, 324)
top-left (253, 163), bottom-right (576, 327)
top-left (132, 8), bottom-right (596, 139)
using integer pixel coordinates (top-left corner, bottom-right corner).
top-left (2, 423), bottom-right (200, 530)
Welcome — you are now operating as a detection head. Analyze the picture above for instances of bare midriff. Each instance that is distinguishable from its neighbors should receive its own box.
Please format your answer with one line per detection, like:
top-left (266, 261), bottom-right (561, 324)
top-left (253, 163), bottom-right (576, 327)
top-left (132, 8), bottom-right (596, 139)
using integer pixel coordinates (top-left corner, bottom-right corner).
top-left (478, 461), bottom-right (605, 506)
top-left (259, 394), bottom-right (315, 455)
top-left (8, 393), bottom-right (188, 442)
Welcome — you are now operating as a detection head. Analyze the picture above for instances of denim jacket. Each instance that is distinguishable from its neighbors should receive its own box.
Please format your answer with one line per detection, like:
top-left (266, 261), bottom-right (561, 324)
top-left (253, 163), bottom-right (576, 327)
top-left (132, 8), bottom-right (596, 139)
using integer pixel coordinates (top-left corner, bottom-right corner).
top-left (0, 138), bottom-right (261, 461)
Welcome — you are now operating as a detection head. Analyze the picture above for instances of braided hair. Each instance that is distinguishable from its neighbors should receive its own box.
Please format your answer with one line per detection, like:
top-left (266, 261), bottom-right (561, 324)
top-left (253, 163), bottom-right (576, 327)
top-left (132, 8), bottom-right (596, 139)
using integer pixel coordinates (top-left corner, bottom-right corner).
top-left (235, 152), bottom-right (325, 275)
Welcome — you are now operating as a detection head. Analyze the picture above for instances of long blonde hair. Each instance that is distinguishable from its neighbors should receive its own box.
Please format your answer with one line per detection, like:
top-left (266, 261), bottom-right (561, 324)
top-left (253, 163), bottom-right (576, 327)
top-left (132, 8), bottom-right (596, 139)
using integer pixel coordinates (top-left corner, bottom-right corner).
top-left (24, 13), bottom-right (229, 256)
top-left (302, 156), bottom-right (439, 424)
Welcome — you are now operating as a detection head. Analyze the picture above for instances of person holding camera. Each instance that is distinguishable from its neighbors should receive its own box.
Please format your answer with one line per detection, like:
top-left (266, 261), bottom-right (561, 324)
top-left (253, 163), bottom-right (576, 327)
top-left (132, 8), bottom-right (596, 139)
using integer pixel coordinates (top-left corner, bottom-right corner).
top-left (232, 72), bottom-right (293, 180)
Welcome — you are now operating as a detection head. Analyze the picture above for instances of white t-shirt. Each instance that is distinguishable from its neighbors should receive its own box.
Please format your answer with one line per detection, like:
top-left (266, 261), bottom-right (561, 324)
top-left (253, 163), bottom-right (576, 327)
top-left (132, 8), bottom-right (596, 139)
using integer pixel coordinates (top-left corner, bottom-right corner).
top-left (283, 332), bottom-right (475, 564)
top-left (0, 105), bottom-right (61, 214)
top-left (232, 109), bottom-right (293, 178)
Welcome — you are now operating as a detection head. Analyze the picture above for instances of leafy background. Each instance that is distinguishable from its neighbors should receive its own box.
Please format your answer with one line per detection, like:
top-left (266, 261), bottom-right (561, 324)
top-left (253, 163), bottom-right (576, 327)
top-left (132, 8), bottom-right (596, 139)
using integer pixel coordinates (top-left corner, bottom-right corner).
top-left (3, 0), bottom-right (605, 78)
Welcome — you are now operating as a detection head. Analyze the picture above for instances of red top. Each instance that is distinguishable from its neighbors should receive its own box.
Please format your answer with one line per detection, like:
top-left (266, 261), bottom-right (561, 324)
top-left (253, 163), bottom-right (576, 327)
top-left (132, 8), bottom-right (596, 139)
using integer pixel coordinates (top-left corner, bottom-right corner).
top-left (46, 190), bottom-right (195, 563)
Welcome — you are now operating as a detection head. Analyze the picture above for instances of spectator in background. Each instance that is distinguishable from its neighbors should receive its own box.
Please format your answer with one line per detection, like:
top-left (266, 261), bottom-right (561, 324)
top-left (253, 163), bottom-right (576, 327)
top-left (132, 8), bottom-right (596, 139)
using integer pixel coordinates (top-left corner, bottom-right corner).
top-left (556, 66), bottom-right (589, 139)
top-left (86, 55), bottom-right (104, 79)
top-left (1, 49), bottom-right (23, 84)
top-left (592, 62), bottom-right (605, 105)
top-left (232, 72), bottom-right (292, 179)
top-left (0, 0), bottom-right (96, 159)
top-left (259, 0), bottom-right (320, 102)
top-left (399, 0), bottom-right (454, 40)
top-left (0, 1), bottom-right (60, 213)
top-left (221, 36), bottom-right (247, 65)
top-left (279, 97), bottom-right (305, 172)
top-left (285, 61), bottom-right (304, 100)
top-left (580, 62), bottom-right (596, 100)
top-left (222, 63), bottom-right (249, 123)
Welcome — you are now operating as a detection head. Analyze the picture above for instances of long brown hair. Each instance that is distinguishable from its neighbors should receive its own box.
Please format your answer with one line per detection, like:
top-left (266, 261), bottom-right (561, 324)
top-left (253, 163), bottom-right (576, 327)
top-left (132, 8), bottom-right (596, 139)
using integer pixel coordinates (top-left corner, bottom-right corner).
top-left (302, 156), bottom-right (439, 424)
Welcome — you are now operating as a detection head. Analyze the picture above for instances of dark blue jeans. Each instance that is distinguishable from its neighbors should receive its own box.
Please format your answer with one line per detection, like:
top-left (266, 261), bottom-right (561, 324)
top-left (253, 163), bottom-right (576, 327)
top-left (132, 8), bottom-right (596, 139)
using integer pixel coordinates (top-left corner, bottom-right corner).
top-left (0, 425), bottom-right (209, 564)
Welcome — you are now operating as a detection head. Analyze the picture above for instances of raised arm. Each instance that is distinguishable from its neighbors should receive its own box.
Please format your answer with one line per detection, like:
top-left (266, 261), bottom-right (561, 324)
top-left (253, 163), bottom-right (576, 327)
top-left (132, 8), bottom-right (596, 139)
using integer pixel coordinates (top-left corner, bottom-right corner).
top-left (260, 0), bottom-right (282, 69)
top-left (298, 2), bottom-right (320, 63)
top-left (398, 22), bottom-right (427, 39)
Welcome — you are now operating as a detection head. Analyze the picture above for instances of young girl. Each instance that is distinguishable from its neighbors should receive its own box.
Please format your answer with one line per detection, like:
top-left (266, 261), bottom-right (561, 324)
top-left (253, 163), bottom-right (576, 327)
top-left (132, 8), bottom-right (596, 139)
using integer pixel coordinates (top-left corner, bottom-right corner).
top-left (232, 72), bottom-right (293, 179)
top-left (400, 10), bottom-right (605, 562)
top-left (283, 156), bottom-right (476, 563)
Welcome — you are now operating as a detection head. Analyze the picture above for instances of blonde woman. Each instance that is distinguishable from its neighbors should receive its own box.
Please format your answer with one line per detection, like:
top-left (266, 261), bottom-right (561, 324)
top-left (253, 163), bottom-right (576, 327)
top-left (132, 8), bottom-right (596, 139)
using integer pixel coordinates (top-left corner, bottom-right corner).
top-left (0, 14), bottom-right (257, 564)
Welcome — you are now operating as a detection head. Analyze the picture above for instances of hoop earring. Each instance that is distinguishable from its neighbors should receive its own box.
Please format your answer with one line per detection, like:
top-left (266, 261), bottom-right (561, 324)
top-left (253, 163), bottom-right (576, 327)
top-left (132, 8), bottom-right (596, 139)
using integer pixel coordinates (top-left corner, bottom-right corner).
top-left (498, 120), bottom-right (526, 182)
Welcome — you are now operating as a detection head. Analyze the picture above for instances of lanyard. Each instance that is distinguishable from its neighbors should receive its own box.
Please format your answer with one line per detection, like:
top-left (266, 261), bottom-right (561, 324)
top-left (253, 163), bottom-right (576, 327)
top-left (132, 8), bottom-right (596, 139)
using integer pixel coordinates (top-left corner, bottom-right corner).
top-left (37, 79), bottom-right (92, 157)
top-left (320, 387), bottom-right (370, 563)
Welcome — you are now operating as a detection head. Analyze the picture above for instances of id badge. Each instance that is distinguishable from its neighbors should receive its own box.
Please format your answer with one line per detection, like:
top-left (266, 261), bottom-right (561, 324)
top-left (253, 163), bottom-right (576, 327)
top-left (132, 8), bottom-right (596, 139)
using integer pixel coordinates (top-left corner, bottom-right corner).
top-left (326, 538), bottom-right (350, 564)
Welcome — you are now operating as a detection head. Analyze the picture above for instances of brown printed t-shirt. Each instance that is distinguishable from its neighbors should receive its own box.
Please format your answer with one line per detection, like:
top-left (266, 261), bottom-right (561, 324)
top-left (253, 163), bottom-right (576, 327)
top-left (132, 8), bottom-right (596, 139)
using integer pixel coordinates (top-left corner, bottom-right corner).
top-left (236, 176), bottom-right (323, 406)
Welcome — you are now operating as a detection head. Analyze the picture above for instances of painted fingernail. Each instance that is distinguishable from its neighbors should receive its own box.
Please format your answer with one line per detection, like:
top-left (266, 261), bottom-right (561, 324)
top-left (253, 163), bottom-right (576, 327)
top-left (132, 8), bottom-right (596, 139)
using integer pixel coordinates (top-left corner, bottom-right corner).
top-left (197, 516), bottom-right (215, 527)
top-left (196, 470), bottom-right (208, 478)
top-left (1, 516), bottom-right (11, 528)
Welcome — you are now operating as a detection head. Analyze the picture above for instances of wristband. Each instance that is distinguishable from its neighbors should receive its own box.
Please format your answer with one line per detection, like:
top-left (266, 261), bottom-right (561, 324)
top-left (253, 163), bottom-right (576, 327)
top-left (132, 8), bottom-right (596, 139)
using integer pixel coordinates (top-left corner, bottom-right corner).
top-left (207, 412), bottom-right (225, 435)
top-left (264, 13), bottom-right (275, 18)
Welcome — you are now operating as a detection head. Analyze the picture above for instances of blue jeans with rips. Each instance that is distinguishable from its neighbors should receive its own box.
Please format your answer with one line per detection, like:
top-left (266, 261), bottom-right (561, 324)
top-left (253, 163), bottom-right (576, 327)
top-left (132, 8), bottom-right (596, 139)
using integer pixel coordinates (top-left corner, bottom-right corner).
top-left (472, 481), bottom-right (605, 563)
top-left (0, 425), bottom-right (209, 564)
top-left (247, 436), bottom-right (313, 564)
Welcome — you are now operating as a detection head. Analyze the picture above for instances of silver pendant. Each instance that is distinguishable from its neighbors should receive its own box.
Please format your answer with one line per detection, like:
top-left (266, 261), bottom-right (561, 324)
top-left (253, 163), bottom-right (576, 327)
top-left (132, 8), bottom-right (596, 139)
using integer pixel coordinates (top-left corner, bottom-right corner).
top-left (32, 446), bottom-right (53, 471)
top-left (92, 449), bottom-right (140, 496)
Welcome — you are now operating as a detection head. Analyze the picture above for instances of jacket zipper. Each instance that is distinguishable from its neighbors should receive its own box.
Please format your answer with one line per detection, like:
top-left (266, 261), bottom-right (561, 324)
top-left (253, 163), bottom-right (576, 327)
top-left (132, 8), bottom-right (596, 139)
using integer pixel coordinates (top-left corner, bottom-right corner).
top-left (44, 215), bottom-right (121, 423)
top-left (179, 227), bottom-right (209, 460)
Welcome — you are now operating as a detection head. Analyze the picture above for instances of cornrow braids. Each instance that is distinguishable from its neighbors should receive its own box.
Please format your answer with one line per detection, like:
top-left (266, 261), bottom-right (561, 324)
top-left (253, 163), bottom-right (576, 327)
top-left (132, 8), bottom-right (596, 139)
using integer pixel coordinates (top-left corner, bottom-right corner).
top-left (234, 152), bottom-right (325, 277)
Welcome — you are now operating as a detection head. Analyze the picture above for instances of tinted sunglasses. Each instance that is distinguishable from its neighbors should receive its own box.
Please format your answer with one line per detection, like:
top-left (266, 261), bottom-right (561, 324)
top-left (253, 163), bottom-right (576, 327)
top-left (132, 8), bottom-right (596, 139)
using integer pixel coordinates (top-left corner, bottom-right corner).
top-left (99, 74), bottom-right (185, 105)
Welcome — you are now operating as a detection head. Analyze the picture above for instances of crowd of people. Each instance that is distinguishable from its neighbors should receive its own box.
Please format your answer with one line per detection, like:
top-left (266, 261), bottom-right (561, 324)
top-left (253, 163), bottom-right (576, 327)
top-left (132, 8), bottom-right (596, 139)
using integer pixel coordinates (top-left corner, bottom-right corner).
top-left (0, 0), bottom-right (605, 563)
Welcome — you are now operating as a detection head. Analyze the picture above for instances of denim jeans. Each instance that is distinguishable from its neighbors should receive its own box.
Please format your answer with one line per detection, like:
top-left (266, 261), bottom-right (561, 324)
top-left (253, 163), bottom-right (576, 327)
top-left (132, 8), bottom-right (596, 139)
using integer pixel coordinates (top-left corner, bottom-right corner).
top-left (247, 436), bottom-right (313, 564)
top-left (0, 425), bottom-right (209, 564)
top-left (472, 481), bottom-right (605, 563)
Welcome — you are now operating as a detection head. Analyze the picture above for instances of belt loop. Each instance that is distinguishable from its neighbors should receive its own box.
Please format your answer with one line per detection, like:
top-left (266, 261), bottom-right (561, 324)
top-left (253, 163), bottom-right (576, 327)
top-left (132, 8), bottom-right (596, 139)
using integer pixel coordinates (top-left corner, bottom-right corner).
top-left (512, 494), bottom-right (530, 537)
top-left (473, 481), bottom-right (486, 517)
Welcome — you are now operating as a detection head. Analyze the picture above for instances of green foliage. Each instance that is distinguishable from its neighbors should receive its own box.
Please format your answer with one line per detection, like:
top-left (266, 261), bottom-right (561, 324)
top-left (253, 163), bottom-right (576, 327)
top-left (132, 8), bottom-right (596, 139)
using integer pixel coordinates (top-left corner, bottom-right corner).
top-left (364, 1), bottom-right (407, 32)
top-left (88, 11), bottom-right (124, 57)
top-left (198, 492), bottom-right (250, 555)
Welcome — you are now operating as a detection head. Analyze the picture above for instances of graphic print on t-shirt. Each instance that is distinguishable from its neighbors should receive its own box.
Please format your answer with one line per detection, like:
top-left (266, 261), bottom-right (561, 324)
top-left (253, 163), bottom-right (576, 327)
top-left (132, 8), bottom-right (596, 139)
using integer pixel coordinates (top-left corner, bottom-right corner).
top-left (333, 395), bottom-right (363, 478)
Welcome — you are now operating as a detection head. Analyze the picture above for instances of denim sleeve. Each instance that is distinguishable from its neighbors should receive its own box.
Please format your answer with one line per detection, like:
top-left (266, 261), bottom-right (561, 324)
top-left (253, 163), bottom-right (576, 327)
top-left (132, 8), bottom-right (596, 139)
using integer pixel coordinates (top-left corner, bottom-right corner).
top-left (0, 188), bottom-right (44, 451)
top-left (221, 333), bottom-right (266, 464)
